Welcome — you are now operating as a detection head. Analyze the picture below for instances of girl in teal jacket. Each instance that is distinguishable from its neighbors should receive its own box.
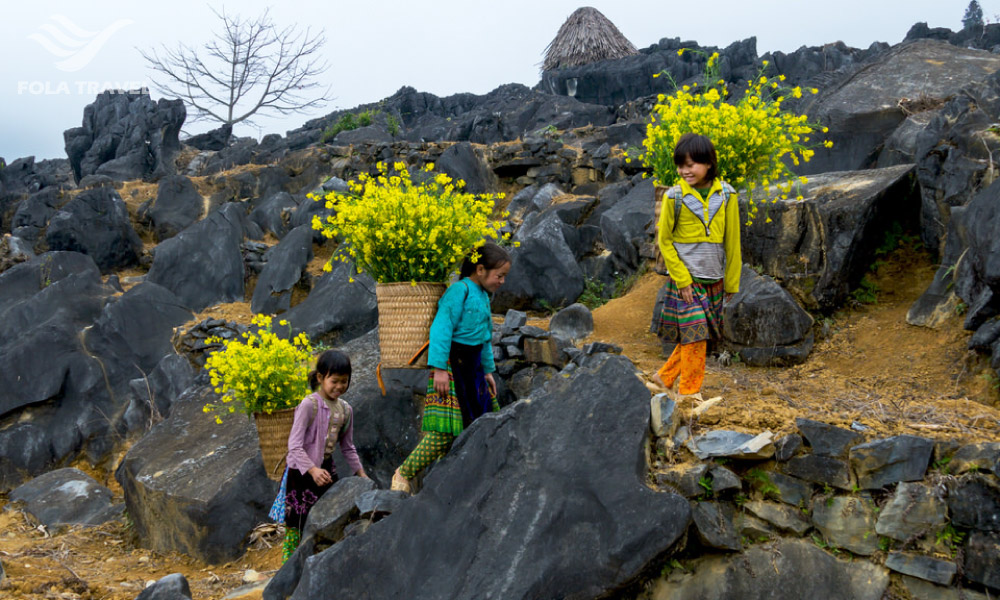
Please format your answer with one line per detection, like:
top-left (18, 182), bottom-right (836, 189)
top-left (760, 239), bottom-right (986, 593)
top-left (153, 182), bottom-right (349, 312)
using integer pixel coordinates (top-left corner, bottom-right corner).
top-left (392, 241), bottom-right (512, 492)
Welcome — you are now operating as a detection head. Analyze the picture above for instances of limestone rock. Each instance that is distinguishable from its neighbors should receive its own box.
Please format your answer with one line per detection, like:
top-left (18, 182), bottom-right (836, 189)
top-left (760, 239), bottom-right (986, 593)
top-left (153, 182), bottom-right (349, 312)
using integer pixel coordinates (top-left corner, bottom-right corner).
top-left (811, 496), bottom-right (879, 555)
top-left (648, 538), bottom-right (888, 600)
top-left (288, 355), bottom-right (692, 600)
top-left (115, 386), bottom-right (275, 563)
top-left (850, 435), bottom-right (933, 490)
top-left (9, 468), bottom-right (122, 528)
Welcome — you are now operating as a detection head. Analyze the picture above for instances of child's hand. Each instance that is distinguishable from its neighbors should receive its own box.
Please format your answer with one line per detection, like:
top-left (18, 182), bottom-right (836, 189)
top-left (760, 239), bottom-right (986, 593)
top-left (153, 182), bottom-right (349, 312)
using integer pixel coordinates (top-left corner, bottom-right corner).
top-left (433, 369), bottom-right (450, 398)
top-left (485, 373), bottom-right (497, 398)
top-left (679, 285), bottom-right (694, 304)
top-left (308, 466), bottom-right (333, 486)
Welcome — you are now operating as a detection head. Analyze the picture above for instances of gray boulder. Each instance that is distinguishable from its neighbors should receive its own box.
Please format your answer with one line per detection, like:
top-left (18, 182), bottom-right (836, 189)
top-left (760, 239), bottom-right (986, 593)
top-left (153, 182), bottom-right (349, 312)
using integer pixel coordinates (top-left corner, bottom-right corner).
top-left (648, 538), bottom-right (889, 600)
top-left (355, 489), bottom-right (409, 518)
top-left (435, 141), bottom-right (498, 194)
top-left (282, 261), bottom-right (377, 347)
top-left (741, 164), bottom-right (919, 310)
top-left (124, 353), bottom-right (195, 434)
top-left (506, 183), bottom-right (564, 224)
top-left (11, 187), bottom-right (61, 242)
top-left (146, 202), bottom-right (245, 311)
top-left (885, 552), bottom-right (957, 587)
top-left (949, 178), bottom-right (1000, 332)
top-left (289, 355), bottom-right (691, 600)
top-left (251, 225), bottom-right (314, 315)
top-left (722, 266), bottom-right (814, 365)
top-left (913, 66), bottom-right (1000, 253)
top-left (249, 191), bottom-right (300, 239)
top-left (875, 482), bottom-right (947, 542)
top-left (0, 254), bottom-right (132, 488)
top-left (964, 531), bottom-right (1000, 591)
top-left (783, 454), bottom-right (852, 489)
top-left (600, 177), bottom-right (655, 273)
top-left (795, 418), bottom-right (861, 457)
top-left (796, 40), bottom-right (1000, 176)
top-left (63, 90), bottom-right (185, 182)
top-left (493, 211), bottom-right (585, 311)
top-left (115, 386), bottom-right (275, 563)
top-left (549, 303), bottom-right (594, 341)
top-left (743, 500), bottom-right (811, 535)
top-left (9, 468), bottom-right (122, 528)
top-left (45, 186), bottom-right (142, 273)
top-left (691, 501), bottom-right (741, 551)
top-left (811, 496), bottom-right (879, 555)
top-left (302, 477), bottom-right (377, 543)
top-left (907, 205), bottom-right (967, 328)
top-left (146, 175), bottom-right (204, 242)
top-left (134, 573), bottom-right (192, 600)
top-left (849, 435), bottom-right (933, 489)
top-left (945, 475), bottom-right (1000, 531)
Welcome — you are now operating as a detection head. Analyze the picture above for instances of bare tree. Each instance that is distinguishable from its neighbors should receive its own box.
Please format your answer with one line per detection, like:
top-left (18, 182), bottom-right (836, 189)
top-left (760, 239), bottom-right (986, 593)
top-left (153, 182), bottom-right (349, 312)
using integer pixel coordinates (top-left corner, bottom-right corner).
top-left (140, 8), bottom-right (330, 131)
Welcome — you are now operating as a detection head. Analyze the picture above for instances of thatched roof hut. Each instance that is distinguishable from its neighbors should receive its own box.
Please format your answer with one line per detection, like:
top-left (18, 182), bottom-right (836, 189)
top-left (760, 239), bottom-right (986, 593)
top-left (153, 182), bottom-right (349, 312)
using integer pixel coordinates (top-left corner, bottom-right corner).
top-left (542, 7), bottom-right (638, 72)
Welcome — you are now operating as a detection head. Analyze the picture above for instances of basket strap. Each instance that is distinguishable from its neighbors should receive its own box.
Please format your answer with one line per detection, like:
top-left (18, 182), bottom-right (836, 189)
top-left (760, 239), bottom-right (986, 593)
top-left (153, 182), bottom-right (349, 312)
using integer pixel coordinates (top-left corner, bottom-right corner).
top-left (408, 341), bottom-right (430, 365)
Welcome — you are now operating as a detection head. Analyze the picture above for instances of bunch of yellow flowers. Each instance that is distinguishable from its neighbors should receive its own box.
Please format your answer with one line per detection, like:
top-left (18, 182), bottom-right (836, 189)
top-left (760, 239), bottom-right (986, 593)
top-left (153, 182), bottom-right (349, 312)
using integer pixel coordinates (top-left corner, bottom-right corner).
top-left (203, 314), bottom-right (313, 423)
top-left (640, 50), bottom-right (832, 223)
top-left (311, 161), bottom-right (510, 284)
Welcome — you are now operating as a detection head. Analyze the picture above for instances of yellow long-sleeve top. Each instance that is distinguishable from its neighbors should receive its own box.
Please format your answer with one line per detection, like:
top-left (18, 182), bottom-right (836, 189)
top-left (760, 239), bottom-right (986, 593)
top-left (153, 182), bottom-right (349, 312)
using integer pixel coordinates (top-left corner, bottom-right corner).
top-left (657, 178), bottom-right (742, 293)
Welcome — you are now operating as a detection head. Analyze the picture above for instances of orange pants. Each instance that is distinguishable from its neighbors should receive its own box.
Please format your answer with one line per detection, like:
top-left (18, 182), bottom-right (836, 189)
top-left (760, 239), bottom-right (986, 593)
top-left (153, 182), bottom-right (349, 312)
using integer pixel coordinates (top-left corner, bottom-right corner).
top-left (657, 341), bottom-right (707, 395)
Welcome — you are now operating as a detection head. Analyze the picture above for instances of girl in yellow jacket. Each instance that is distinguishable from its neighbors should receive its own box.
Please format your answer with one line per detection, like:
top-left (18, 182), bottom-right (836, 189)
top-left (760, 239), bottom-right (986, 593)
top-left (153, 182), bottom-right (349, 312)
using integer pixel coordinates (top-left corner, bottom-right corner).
top-left (653, 133), bottom-right (741, 401)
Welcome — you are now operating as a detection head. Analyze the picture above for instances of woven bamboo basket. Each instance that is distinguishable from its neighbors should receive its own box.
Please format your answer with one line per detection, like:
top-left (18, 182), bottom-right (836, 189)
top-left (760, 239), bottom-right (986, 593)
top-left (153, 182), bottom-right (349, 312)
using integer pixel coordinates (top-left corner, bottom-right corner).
top-left (376, 282), bottom-right (447, 369)
top-left (254, 407), bottom-right (297, 481)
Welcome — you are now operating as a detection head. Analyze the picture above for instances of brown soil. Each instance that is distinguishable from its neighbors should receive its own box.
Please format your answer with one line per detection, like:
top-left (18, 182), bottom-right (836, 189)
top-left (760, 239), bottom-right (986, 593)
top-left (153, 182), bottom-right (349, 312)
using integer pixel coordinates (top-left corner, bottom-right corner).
top-left (2, 243), bottom-right (997, 599)
top-left (587, 244), bottom-right (1000, 444)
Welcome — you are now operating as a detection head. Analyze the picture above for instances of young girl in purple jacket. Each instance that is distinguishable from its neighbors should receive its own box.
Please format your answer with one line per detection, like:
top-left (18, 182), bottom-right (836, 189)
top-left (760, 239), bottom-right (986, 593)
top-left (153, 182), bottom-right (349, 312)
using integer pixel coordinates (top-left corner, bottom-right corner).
top-left (279, 349), bottom-right (368, 561)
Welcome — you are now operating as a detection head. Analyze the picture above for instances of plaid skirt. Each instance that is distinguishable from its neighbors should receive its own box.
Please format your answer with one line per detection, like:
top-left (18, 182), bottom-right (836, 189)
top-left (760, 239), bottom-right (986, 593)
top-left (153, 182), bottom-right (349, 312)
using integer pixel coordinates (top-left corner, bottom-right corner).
top-left (655, 277), bottom-right (725, 345)
top-left (422, 341), bottom-right (500, 436)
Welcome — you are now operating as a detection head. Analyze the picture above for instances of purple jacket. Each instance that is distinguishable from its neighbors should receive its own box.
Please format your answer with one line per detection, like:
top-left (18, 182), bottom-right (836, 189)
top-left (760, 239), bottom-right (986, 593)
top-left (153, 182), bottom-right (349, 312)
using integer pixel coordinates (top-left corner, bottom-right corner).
top-left (286, 392), bottom-right (363, 476)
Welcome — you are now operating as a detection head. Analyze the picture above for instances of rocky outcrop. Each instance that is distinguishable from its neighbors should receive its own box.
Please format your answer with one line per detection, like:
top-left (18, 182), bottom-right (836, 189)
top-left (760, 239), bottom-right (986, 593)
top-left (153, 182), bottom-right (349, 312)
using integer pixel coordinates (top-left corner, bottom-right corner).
top-left (795, 40), bottom-right (1000, 176)
top-left (741, 164), bottom-right (919, 311)
top-left (648, 538), bottom-right (889, 600)
top-left (9, 468), bottom-right (122, 528)
top-left (115, 386), bottom-right (275, 564)
top-left (142, 175), bottom-right (205, 242)
top-left (0, 156), bottom-right (75, 197)
top-left (250, 224), bottom-right (313, 315)
top-left (63, 91), bottom-right (185, 183)
top-left (0, 252), bottom-right (191, 490)
top-left (45, 186), bottom-right (143, 273)
top-left (290, 84), bottom-right (616, 149)
top-left (287, 355), bottom-right (691, 600)
top-left (721, 266), bottom-right (814, 365)
top-left (146, 203), bottom-right (246, 312)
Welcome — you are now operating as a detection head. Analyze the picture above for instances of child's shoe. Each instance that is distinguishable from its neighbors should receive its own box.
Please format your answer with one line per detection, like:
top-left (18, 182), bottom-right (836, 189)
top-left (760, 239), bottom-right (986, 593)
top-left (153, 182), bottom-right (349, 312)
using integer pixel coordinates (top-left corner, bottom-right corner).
top-left (391, 468), bottom-right (411, 494)
top-left (676, 391), bottom-right (703, 403)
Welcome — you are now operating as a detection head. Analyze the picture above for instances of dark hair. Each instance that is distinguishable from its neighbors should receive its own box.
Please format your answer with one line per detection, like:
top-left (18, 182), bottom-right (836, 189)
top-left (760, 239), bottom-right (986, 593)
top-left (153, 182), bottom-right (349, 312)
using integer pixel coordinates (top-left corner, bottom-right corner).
top-left (459, 240), bottom-right (511, 278)
top-left (673, 133), bottom-right (718, 182)
top-left (308, 349), bottom-right (352, 391)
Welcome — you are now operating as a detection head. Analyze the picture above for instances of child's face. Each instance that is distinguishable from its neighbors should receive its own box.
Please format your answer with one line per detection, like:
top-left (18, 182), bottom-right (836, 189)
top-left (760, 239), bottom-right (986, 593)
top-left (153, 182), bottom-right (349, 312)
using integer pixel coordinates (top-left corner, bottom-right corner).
top-left (319, 373), bottom-right (350, 400)
top-left (676, 156), bottom-right (711, 188)
top-left (475, 261), bottom-right (510, 293)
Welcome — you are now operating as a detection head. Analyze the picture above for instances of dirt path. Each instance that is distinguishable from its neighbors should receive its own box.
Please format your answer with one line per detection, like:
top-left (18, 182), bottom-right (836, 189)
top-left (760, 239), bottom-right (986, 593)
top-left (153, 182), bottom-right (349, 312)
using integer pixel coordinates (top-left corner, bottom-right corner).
top-left (2, 245), bottom-right (998, 600)
top-left (588, 244), bottom-right (1000, 443)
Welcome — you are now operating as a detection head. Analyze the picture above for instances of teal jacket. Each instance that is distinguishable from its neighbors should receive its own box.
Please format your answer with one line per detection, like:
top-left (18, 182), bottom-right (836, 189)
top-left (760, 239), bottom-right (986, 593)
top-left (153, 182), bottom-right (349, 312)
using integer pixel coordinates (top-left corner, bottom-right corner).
top-left (427, 278), bottom-right (496, 374)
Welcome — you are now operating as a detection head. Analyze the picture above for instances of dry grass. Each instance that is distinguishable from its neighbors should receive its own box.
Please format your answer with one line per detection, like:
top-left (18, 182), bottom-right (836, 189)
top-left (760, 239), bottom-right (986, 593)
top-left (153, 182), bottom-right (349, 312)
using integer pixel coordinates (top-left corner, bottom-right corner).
top-left (542, 7), bottom-right (638, 72)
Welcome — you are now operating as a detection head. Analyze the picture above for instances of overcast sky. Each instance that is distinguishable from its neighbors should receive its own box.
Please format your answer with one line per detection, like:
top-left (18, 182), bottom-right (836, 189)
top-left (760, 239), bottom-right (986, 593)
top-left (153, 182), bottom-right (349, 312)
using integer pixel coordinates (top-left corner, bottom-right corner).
top-left (1, 1), bottom-right (994, 161)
